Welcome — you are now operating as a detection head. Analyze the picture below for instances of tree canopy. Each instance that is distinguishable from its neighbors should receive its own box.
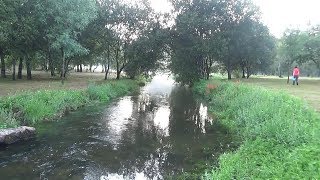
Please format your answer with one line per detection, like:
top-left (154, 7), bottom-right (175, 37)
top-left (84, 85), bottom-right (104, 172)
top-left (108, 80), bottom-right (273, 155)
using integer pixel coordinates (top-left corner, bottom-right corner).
top-left (0, 0), bottom-right (299, 85)
top-left (169, 0), bottom-right (275, 84)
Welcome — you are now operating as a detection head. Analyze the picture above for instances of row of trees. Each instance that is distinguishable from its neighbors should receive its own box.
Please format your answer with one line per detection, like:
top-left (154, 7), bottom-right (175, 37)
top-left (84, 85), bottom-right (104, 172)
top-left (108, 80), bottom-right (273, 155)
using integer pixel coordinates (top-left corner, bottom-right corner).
top-left (0, 0), bottom-right (167, 81)
top-left (1, 0), bottom-right (98, 80)
top-left (169, 0), bottom-right (275, 84)
top-left (3, 0), bottom-right (317, 85)
top-left (276, 26), bottom-right (320, 79)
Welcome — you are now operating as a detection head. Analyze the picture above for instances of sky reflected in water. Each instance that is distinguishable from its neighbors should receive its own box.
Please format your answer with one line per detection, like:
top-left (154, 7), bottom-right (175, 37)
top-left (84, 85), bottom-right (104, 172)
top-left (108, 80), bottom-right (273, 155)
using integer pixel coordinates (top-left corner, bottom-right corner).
top-left (0, 74), bottom-right (235, 180)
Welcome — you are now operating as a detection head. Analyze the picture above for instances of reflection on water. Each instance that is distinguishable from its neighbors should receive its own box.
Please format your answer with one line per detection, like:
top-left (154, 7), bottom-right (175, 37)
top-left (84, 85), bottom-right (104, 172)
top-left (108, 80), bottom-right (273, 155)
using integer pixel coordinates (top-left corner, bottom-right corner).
top-left (0, 74), bottom-right (235, 179)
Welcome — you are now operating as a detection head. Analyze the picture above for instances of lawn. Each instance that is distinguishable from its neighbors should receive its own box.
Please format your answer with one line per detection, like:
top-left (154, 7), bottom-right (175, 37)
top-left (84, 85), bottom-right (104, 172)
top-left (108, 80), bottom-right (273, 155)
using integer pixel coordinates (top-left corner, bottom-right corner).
top-left (0, 71), bottom-right (114, 96)
top-left (234, 76), bottom-right (320, 112)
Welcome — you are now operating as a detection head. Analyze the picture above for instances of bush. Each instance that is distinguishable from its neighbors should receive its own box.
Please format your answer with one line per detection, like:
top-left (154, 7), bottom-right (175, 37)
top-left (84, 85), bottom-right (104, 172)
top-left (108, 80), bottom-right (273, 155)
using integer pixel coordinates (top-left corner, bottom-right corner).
top-left (194, 80), bottom-right (320, 179)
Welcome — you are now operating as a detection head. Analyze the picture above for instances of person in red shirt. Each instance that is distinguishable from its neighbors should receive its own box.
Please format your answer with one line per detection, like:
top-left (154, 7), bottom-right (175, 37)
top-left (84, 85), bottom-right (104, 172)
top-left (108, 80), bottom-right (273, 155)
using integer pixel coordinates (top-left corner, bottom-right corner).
top-left (293, 66), bottom-right (300, 85)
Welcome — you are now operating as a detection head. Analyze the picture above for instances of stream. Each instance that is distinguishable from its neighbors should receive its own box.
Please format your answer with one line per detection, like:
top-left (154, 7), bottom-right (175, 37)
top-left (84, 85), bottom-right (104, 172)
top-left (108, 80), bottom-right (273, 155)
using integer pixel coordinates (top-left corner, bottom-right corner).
top-left (0, 74), bottom-right (235, 179)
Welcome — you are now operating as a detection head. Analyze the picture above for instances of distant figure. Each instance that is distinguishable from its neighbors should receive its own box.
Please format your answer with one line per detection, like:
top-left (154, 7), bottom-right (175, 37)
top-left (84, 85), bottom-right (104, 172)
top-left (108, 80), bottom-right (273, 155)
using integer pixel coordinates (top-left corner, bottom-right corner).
top-left (293, 66), bottom-right (300, 85)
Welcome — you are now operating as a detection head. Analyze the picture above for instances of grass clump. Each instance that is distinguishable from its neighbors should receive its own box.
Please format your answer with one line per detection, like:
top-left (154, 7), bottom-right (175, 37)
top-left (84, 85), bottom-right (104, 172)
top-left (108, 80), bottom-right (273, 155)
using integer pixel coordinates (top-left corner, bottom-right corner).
top-left (0, 79), bottom-right (138, 129)
top-left (0, 108), bottom-right (19, 129)
top-left (87, 80), bottom-right (137, 102)
top-left (194, 80), bottom-right (320, 179)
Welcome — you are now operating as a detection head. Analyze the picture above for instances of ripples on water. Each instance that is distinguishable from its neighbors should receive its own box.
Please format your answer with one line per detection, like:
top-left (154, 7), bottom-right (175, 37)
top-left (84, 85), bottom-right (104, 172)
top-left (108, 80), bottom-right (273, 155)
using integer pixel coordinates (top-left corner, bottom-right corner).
top-left (0, 74), bottom-right (235, 179)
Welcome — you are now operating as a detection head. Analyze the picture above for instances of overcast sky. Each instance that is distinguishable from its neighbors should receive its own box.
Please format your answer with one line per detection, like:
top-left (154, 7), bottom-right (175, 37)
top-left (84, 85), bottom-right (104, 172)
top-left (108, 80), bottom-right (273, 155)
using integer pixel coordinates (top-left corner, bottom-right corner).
top-left (150, 0), bottom-right (320, 38)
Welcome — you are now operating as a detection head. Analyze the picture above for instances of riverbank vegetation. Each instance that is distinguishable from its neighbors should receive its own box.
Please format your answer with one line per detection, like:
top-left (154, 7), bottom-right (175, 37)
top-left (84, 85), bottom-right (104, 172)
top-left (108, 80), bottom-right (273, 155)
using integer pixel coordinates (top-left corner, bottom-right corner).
top-left (194, 80), bottom-right (320, 179)
top-left (239, 76), bottom-right (320, 112)
top-left (2, 0), bottom-right (320, 86)
top-left (0, 79), bottom-right (138, 129)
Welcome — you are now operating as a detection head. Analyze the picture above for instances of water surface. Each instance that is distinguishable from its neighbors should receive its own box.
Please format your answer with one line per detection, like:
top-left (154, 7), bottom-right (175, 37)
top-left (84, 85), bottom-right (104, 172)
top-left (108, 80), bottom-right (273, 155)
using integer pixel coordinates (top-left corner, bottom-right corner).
top-left (0, 75), bottom-right (235, 179)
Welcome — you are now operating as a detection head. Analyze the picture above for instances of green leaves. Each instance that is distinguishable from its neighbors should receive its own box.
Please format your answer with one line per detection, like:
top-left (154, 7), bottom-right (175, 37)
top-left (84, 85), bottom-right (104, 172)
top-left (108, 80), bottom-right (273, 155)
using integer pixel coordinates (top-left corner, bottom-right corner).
top-left (44, 0), bottom-right (97, 56)
top-left (52, 32), bottom-right (89, 58)
top-left (170, 0), bottom-right (275, 83)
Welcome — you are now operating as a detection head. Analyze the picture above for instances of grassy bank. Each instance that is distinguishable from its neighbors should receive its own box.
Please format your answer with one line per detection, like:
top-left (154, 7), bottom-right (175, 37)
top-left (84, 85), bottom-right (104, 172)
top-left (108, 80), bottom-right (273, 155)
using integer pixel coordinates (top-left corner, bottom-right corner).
top-left (239, 76), bottom-right (320, 112)
top-left (0, 79), bottom-right (138, 129)
top-left (194, 80), bottom-right (320, 179)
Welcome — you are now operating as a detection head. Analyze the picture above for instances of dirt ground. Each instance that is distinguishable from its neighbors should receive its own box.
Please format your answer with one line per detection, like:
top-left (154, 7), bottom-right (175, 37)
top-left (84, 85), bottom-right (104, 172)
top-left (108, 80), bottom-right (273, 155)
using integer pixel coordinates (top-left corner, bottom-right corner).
top-left (0, 71), bottom-right (116, 96)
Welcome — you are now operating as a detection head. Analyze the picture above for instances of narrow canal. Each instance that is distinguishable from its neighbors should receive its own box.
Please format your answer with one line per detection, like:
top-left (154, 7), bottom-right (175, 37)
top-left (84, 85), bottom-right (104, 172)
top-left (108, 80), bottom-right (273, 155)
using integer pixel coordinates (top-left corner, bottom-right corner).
top-left (0, 75), bottom-right (235, 179)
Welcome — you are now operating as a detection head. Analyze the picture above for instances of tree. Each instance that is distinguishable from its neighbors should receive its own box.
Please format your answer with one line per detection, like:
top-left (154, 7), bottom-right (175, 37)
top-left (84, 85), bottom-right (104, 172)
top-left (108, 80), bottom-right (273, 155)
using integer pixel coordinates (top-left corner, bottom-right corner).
top-left (0, 0), bottom-right (21, 78)
top-left (38, 0), bottom-right (97, 82)
top-left (170, 0), bottom-right (222, 84)
top-left (280, 29), bottom-right (308, 83)
top-left (111, 1), bottom-right (153, 79)
top-left (236, 19), bottom-right (275, 78)
top-left (169, 0), bottom-right (268, 84)
top-left (124, 20), bottom-right (168, 79)
top-left (303, 26), bottom-right (320, 73)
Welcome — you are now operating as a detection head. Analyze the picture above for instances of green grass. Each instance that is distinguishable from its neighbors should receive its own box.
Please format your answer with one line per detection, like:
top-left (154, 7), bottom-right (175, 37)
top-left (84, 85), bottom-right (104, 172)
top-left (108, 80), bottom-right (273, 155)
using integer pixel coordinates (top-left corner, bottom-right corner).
top-left (194, 80), bottom-right (320, 179)
top-left (235, 76), bottom-right (320, 112)
top-left (0, 79), bottom-right (138, 129)
top-left (0, 71), bottom-right (112, 96)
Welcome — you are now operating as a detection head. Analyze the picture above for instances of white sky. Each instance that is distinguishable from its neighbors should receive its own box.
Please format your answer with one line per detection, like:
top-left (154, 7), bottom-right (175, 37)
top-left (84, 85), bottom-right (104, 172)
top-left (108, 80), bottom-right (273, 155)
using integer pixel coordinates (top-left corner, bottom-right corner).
top-left (150, 0), bottom-right (172, 12)
top-left (253, 0), bottom-right (320, 37)
top-left (150, 0), bottom-right (320, 38)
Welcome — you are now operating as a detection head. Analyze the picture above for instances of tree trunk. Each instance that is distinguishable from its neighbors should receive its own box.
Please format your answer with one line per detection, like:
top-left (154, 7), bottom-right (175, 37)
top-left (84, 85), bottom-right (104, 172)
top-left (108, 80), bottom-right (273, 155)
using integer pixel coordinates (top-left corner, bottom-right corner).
top-left (61, 47), bottom-right (65, 84)
top-left (204, 58), bottom-right (209, 80)
top-left (42, 61), bottom-right (47, 71)
top-left (89, 63), bottom-right (92, 73)
top-left (12, 59), bottom-right (16, 80)
top-left (117, 64), bottom-right (125, 80)
top-left (242, 67), bottom-right (246, 78)
top-left (227, 70), bottom-right (232, 80)
top-left (246, 67), bottom-right (250, 79)
top-left (116, 70), bottom-right (121, 80)
top-left (226, 61), bottom-right (232, 80)
top-left (116, 43), bottom-right (120, 80)
top-left (18, 57), bottom-right (23, 79)
top-left (79, 64), bottom-right (82, 72)
top-left (207, 57), bottom-right (213, 80)
top-left (48, 49), bottom-right (55, 77)
top-left (105, 46), bottom-right (110, 80)
top-left (104, 64), bottom-right (110, 80)
top-left (93, 66), bottom-right (98, 72)
top-left (64, 58), bottom-right (71, 78)
top-left (26, 55), bottom-right (32, 80)
top-left (0, 52), bottom-right (6, 78)
top-left (287, 66), bottom-right (290, 84)
top-left (278, 62), bottom-right (282, 78)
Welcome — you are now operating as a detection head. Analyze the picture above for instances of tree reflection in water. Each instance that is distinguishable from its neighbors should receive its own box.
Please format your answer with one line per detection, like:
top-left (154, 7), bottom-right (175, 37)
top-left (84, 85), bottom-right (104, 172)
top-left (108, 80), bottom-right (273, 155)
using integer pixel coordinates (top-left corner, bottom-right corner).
top-left (0, 75), bottom-right (236, 180)
top-left (84, 84), bottom-right (235, 179)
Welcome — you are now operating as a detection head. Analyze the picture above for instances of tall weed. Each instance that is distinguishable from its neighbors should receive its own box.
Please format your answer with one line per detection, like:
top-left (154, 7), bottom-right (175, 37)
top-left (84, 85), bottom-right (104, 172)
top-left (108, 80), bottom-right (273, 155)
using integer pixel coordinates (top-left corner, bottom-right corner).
top-left (194, 80), bottom-right (320, 179)
top-left (0, 108), bottom-right (18, 129)
top-left (0, 80), bottom-right (138, 128)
